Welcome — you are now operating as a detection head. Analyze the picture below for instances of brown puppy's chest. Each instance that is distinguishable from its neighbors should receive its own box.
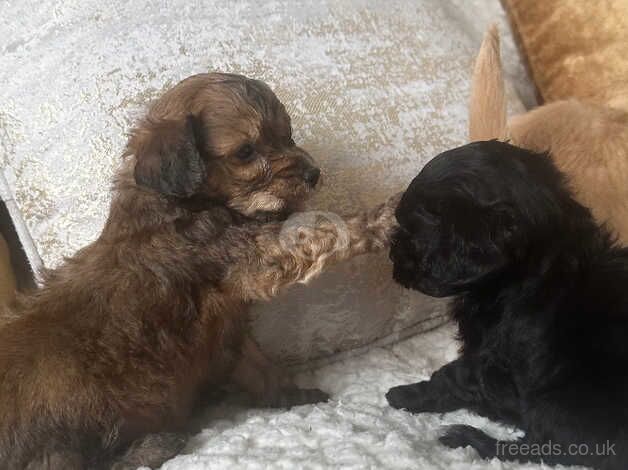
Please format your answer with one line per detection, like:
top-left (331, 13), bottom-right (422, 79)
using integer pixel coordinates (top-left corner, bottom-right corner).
top-left (0, 287), bottom-right (250, 460)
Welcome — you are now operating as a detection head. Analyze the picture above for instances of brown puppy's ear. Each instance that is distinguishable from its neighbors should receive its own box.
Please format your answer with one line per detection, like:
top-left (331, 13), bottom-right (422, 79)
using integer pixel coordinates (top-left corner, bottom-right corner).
top-left (131, 115), bottom-right (207, 197)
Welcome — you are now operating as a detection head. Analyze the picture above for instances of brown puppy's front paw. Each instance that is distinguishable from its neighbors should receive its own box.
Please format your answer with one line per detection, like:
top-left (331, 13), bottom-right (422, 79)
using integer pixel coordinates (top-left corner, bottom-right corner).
top-left (267, 387), bottom-right (330, 409)
top-left (386, 191), bottom-right (403, 211)
top-left (363, 191), bottom-right (403, 249)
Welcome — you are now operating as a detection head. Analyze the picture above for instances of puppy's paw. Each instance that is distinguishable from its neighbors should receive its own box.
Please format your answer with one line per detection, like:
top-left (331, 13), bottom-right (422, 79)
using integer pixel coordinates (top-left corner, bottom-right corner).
top-left (377, 192), bottom-right (403, 228)
top-left (386, 381), bottom-right (449, 413)
top-left (111, 432), bottom-right (188, 470)
top-left (269, 387), bottom-right (330, 409)
top-left (361, 192), bottom-right (403, 249)
top-left (25, 450), bottom-right (84, 470)
top-left (386, 383), bottom-right (422, 411)
top-left (439, 425), bottom-right (497, 459)
top-left (386, 191), bottom-right (403, 210)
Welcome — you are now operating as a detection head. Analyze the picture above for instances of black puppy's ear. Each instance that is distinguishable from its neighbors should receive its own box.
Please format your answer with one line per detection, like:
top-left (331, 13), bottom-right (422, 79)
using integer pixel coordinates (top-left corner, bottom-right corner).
top-left (130, 115), bottom-right (207, 197)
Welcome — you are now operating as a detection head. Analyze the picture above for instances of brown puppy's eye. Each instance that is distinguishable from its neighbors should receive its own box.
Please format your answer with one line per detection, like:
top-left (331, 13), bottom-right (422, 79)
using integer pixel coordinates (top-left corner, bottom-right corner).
top-left (235, 143), bottom-right (256, 162)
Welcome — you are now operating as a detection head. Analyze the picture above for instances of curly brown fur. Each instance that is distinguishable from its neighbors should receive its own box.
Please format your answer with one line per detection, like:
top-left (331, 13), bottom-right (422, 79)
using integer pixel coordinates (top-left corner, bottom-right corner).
top-left (470, 26), bottom-right (628, 245)
top-left (0, 73), bottom-right (399, 469)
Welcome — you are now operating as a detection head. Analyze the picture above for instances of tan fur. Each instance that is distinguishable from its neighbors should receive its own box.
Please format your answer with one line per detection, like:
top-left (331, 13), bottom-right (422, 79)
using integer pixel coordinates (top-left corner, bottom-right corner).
top-left (470, 28), bottom-right (628, 245)
top-left (469, 24), bottom-right (507, 142)
top-left (0, 73), bottom-right (400, 468)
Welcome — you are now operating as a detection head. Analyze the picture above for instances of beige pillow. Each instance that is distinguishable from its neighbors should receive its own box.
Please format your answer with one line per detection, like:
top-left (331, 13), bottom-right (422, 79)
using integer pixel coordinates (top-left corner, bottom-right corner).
top-left (502, 0), bottom-right (628, 109)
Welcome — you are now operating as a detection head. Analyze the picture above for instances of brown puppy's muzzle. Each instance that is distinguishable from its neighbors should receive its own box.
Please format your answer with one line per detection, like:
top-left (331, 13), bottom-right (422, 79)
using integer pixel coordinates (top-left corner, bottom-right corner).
top-left (303, 166), bottom-right (321, 188)
top-left (286, 147), bottom-right (321, 189)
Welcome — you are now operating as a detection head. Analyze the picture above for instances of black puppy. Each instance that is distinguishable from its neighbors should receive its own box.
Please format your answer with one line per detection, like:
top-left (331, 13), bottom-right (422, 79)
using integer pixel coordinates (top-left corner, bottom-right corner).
top-left (386, 140), bottom-right (628, 469)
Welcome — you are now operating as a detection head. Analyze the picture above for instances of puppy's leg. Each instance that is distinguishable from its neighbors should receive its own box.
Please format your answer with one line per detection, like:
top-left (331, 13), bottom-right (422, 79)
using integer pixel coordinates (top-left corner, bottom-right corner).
top-left (441, 390), bottom-right (627, 469)
top-left (231, 335), bottom-right (328, 408)
top-left (439, 425), bottom-right (541, 461)
top-left (386, 358), bottom-right (481, 413)
top-left (229, 193), bottom-right (400, 301)
top-left (439, 425), bottom-right (585, 467)
top-left (109, 432), bottom-right (187, 470)
top-left (25, 449), bottom-right (84, 470)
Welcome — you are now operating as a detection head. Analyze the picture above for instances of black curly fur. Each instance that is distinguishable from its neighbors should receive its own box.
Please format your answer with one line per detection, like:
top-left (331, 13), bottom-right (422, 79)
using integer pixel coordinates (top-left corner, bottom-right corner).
top-left (386, 141), bottom-right (628, 469)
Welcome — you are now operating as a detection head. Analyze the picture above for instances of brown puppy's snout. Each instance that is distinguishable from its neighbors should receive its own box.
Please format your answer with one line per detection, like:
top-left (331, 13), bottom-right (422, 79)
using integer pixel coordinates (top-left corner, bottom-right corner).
top-left (290, 147), bottom-right (320, 188)
top-left (303, 166), bottom-right (321, 187)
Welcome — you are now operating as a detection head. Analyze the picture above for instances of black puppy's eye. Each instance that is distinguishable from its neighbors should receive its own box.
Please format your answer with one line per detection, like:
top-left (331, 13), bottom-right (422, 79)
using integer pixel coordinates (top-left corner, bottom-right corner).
top-left (235, 143), bottom-right (256, 162)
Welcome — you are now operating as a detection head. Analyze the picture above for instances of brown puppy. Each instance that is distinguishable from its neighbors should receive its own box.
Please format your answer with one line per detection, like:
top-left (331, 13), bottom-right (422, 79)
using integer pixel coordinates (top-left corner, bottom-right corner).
top-left (0, 73), bottom-right (399, 469)
top-left (470, 26), bottom-right (628, 245)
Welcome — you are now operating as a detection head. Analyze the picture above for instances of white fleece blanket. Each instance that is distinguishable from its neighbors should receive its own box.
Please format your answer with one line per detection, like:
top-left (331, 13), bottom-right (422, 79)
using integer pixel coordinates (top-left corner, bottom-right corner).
top-left (164, 323), bottom-right (580, 469)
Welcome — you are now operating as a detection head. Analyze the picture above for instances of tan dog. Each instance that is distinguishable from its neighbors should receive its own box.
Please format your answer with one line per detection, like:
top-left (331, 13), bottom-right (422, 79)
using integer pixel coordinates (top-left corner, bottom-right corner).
top-left (470, 26), bottom-right (628, 245)
top-left (0, 73), bottom-right (399, 469)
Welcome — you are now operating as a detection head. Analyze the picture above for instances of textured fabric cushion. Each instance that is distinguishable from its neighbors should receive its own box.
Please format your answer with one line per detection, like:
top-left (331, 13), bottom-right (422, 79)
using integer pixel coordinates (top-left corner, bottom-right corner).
top-left (0, 0), bottom-right (526, 366)
top-left (502, 0), bottom-right (628, 109)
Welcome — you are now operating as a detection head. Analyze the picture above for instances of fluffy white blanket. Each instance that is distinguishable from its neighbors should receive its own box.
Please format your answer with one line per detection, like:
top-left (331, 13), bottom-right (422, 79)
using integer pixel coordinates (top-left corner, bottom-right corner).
top-left (164, 323), bottom-right (576, 469)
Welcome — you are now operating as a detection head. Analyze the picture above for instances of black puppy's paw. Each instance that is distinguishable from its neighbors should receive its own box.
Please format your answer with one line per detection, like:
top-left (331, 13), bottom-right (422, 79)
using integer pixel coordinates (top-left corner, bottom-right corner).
top-left (439, 425), bottom-right (497, 459)
top-left (386, 380), bottom-right (460, 413)
top-left (386, 384), bottom-right (416, 410)
top-left (386, 382), bottom-right (433, 412)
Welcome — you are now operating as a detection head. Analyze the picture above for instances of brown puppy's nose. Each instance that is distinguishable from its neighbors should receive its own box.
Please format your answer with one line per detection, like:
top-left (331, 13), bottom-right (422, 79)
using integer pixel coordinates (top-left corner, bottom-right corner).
top-left (303, 167), bottom-right (321, 187)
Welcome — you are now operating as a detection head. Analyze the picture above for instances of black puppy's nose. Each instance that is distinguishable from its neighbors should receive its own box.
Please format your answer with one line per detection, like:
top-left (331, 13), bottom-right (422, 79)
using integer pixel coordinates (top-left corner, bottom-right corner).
top-left (303, 167), bottom-right (321, 187)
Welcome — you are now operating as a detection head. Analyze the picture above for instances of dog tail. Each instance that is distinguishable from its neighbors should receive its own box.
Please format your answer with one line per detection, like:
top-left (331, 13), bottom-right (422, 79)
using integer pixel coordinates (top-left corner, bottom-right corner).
top-left (469, 25), bottom-right (508, 142)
